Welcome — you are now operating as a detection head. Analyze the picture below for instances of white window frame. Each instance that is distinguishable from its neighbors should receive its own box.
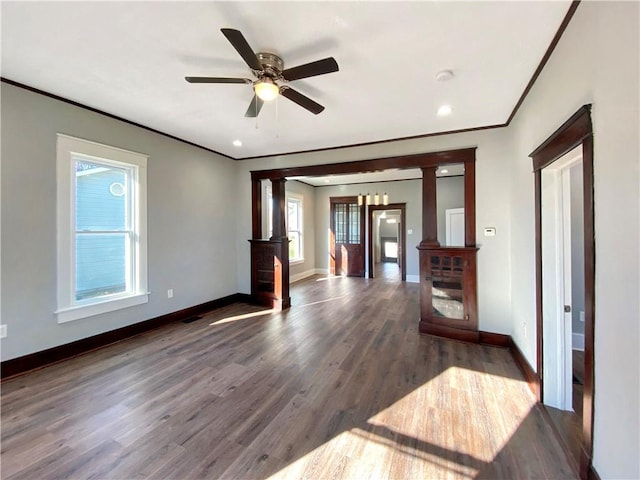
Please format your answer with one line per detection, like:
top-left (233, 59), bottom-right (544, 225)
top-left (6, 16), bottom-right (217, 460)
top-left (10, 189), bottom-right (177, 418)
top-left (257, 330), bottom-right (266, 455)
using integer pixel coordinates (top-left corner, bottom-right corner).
top-left (287, 194), bottom-right (304, 264)
top-left (264, 187), bottom-right (304, 264)
top-left (56, 134), bottom-right (149, 323)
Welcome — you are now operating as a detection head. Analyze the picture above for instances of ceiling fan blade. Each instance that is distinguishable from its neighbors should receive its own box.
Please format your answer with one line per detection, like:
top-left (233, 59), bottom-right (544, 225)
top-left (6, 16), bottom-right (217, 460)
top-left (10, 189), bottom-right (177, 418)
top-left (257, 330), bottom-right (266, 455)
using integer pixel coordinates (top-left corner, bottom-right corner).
top-left (185, 76), bottom-right (250, 84)
top-left (282, 57), bottom-right (339, 81)
top-left (281, 88), bottom-right (325, 115)
top-left (220, 28), bottom-right (263, 72)
top-left (245, 95), bottom-right (264, 118)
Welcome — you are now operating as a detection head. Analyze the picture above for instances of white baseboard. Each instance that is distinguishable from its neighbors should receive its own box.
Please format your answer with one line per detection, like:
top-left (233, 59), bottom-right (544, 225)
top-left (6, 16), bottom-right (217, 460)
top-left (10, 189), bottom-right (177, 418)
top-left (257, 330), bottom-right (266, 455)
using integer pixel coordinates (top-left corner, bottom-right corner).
top-left (572, 332), bottom-right (585, 351)
top-left (291, 268), bottom-right (329, 284)
top-left (406, 274), bottom-right (420, 283)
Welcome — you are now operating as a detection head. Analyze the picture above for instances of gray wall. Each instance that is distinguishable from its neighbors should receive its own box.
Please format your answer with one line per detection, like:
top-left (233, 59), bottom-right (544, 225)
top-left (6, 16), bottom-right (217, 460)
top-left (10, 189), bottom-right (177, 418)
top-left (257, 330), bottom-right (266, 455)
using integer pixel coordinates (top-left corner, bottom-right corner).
top-left (436, 176), bottom-right (465, 245)
top-left (285, 180), bottom-right (316, 280)
top-left (507, 2), bottom-right (639, 476)
top-left (1, 83), bottom-right (239, 361)
top-left (314, 180), bottom-right (421, 280)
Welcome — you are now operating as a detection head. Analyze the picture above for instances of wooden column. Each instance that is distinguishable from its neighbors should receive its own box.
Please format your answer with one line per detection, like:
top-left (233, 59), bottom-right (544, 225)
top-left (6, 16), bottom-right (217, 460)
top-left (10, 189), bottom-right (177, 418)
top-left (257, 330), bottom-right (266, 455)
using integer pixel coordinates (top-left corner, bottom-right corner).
top-left (420, 166), bottom-right (440, 247)
top-left (248, 177), bottom-right (290, 310)
top-left (251, 178), bottom-right (262, 240)
top-left (270, 178), bottom-right (287, 240)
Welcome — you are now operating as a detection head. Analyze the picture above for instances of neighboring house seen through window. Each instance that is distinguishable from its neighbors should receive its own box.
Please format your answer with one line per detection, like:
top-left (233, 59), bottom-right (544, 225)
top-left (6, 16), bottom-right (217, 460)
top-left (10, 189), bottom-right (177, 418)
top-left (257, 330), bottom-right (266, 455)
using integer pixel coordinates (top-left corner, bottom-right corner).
top-left (56, 134), bottom-right (148, 323)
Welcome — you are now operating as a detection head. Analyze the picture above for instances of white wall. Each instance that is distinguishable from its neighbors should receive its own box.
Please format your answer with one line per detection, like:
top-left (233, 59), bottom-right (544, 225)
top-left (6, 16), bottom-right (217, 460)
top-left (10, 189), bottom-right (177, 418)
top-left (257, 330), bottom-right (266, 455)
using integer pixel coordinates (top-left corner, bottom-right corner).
top-left (1, 83), bottom-right (239, 361)
top-left (507, 2), bottom-right (639, 477)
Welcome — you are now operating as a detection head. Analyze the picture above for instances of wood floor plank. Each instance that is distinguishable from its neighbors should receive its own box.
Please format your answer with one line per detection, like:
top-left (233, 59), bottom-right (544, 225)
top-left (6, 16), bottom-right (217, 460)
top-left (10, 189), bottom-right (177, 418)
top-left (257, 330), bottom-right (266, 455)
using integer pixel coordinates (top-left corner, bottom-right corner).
top-left (1, 267), bottom-right (576, 479)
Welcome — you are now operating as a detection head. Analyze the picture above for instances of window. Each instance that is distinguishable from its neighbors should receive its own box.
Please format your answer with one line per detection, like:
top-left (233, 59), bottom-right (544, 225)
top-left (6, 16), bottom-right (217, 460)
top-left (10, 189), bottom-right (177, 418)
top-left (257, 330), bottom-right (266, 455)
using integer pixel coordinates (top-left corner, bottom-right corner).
top-left (287, 196), bottom-right (303, 262)
top-left (56, 134), bottom-right (148, 323)
top-left (265, 188), bottom-right (304, 263)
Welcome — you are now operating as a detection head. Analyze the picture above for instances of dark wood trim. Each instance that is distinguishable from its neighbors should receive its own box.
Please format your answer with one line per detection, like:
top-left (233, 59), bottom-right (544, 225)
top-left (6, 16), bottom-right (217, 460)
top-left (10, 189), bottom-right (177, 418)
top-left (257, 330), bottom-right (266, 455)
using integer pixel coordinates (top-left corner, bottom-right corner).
top-left (530, 105), bottom-right (592, 171)
top-left (580, 132), bottom-right (596, 480)
top-left (250, 148), bottom-right (477, 180)
top-left (589, 463), bottom-right (601, 480)
top-left (464, 160), bottom-right (477, 246)
top-left (0, 293), bottom-right (252, 380)
top-left (420, 323), bottom-right (480, 344)
top-left (534, 169), bottom-right (544, 402)
top-left (420, 167), bottom-right (439, 246)
top-left (314, 177), bottom-right (425, 188)
top-left (509, 337), bottom-right (540, 398)
top-left (530, 104), bottom-right (594, 480)
top-left (367, 203), bottom-right (407, 281)
top-left (505, 1), bottom-right (581, 125)
top-left (1, 77), bottom-right (234, 160)
top-left (478, 331), bottom-right (511, 348)
top-left (269, 178), bottom-right (287, 240)
top-left (251, 178), bottom-right (262, 239)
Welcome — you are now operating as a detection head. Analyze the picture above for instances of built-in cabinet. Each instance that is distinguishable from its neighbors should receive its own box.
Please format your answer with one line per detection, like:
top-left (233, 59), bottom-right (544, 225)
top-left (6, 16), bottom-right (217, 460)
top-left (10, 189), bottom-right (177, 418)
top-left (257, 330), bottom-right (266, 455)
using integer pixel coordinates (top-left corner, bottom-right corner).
top-left (417, 246), bottom-right (479, 342)
top-left (249, 239), bottom-right (290, 310)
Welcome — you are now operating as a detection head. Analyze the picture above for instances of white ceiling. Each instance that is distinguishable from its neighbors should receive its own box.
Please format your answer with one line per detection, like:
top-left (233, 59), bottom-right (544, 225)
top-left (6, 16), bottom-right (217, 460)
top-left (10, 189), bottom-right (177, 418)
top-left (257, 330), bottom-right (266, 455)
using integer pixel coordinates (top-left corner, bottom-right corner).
top-left (1, 1), bottom-right (571, 160)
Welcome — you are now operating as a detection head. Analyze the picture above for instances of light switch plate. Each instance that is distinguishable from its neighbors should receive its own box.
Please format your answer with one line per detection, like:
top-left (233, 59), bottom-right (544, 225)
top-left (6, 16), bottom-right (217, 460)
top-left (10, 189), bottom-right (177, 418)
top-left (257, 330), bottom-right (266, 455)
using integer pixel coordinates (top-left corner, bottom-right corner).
top-left (0, 325), bottom-right (7, 339)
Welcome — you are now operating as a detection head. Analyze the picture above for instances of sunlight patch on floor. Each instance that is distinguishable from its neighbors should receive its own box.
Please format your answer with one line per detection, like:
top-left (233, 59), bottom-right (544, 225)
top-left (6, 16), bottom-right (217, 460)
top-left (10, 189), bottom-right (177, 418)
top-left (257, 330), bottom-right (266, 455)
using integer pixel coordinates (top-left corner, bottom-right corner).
top-left (209, 308), bottom-right (275, 326)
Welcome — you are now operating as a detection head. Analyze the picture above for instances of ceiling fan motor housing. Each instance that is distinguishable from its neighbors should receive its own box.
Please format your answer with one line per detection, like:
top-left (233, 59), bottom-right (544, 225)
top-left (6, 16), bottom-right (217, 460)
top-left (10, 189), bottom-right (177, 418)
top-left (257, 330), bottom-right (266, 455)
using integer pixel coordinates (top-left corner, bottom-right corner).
top-left (256, 52), bottom-right (284, 79)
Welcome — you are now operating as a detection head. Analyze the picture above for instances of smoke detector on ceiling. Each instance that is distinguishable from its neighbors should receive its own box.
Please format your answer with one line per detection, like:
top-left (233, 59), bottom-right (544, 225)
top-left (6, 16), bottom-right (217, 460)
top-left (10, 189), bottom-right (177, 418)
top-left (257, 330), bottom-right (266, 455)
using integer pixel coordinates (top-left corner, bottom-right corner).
top-left (435, 70), bottom-right (454, 81)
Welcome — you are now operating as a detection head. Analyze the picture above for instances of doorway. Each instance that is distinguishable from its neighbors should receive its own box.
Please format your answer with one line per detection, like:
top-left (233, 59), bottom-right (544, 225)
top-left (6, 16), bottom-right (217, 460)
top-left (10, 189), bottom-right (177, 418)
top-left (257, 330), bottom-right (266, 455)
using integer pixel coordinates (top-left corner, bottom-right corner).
top-left (368, 203), bottom-right (407, 282)
top-left (531, 105), bottom-right (594, 478)
top-left (330, 196), bottom-right (365, 277)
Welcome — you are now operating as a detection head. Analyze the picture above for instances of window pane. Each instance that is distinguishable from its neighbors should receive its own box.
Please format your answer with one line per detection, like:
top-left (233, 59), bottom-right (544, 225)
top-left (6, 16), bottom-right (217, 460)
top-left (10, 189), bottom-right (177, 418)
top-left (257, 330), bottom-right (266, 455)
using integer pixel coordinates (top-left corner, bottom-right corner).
top-left (335, 204), bottom-right (346, 243)
top-left (287, 199), bottom-right (300, 231)
top-left (75, 233), bottom-right (128, 300)
top-left (349, 203), bottom-right (360, 244)
top-left (289, 231), bottom-right (300, 260)
top-left (75, 159), bottom-right (128, 231)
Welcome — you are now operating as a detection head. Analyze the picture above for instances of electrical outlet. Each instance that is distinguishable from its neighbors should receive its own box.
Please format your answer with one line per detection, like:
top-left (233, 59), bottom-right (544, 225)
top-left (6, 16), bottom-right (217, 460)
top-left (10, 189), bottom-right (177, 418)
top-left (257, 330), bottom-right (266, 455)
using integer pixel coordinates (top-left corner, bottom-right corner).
top-left (0, 325), bottom-right (7, 339)
top-left (167, 289), bottom-right (174, 299)
top-left (407, 229), bottom-right (413, 235)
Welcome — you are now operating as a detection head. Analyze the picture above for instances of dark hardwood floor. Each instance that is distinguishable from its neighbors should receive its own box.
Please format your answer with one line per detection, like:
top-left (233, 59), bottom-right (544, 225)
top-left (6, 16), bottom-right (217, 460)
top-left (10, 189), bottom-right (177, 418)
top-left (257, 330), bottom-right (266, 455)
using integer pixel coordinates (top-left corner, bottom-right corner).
top-left (1, 275), bottom-right (575, 479)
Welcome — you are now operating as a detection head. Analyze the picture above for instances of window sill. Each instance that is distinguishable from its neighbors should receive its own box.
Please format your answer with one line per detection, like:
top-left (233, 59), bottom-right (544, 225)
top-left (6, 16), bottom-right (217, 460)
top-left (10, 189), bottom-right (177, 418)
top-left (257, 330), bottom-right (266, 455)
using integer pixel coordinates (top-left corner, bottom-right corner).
top-left (56, 292), bottom-right (150, 324)
top-left (290, 258), bottom-right (305, 266)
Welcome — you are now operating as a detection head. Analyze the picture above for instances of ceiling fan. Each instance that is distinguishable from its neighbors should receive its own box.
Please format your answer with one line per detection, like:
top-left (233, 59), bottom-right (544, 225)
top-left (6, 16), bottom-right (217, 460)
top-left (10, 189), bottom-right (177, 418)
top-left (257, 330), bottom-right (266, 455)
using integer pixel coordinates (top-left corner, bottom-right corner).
top-left (186, 28), bottom-right (339, 117)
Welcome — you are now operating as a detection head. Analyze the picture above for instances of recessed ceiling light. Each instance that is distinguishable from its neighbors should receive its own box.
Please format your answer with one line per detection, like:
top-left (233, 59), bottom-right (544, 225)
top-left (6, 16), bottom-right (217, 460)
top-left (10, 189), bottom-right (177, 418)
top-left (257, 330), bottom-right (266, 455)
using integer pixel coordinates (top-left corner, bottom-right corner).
top-left (435, 70), bottom-right (454, 82)
top-left (440, 169), bottom-right (449, 174)
top-left (437, 105), bottom-right (453, 116)
top-left (232, 139), bottom-right (242, 147)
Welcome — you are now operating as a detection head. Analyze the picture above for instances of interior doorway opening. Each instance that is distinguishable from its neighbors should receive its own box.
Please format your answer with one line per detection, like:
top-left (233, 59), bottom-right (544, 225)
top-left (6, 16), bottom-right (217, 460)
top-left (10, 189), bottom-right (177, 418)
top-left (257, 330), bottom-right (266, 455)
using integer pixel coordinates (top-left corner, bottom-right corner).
top-left (368, 203), bottom-right (406, 282)
top-left (531, 105), bottom-right (594, 478)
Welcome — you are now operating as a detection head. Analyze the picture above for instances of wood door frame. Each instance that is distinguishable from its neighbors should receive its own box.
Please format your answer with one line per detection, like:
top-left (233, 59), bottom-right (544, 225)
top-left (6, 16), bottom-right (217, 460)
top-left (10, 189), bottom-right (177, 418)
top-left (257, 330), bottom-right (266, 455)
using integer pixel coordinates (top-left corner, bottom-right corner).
top-left (530, 104), bottom-right (594, 480)
top-left (330, 196), bottom-right (365, 276)
top-left (367, 203), bottom-right (407, 281)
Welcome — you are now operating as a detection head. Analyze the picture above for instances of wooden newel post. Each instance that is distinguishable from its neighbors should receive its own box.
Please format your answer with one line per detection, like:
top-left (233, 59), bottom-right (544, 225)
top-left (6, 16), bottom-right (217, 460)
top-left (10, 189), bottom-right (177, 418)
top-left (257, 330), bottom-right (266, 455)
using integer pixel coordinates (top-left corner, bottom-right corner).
top-left (420, 166), bottom-right (440, 248)
top-left (270, 178), bottom-right (287, 240)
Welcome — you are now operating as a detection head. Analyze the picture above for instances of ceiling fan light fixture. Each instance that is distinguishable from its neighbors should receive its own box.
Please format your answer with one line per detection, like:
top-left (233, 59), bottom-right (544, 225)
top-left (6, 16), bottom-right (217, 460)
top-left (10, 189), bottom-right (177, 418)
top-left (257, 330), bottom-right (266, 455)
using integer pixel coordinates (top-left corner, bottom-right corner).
top-left (254, 79), bottom-right (279, 101)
